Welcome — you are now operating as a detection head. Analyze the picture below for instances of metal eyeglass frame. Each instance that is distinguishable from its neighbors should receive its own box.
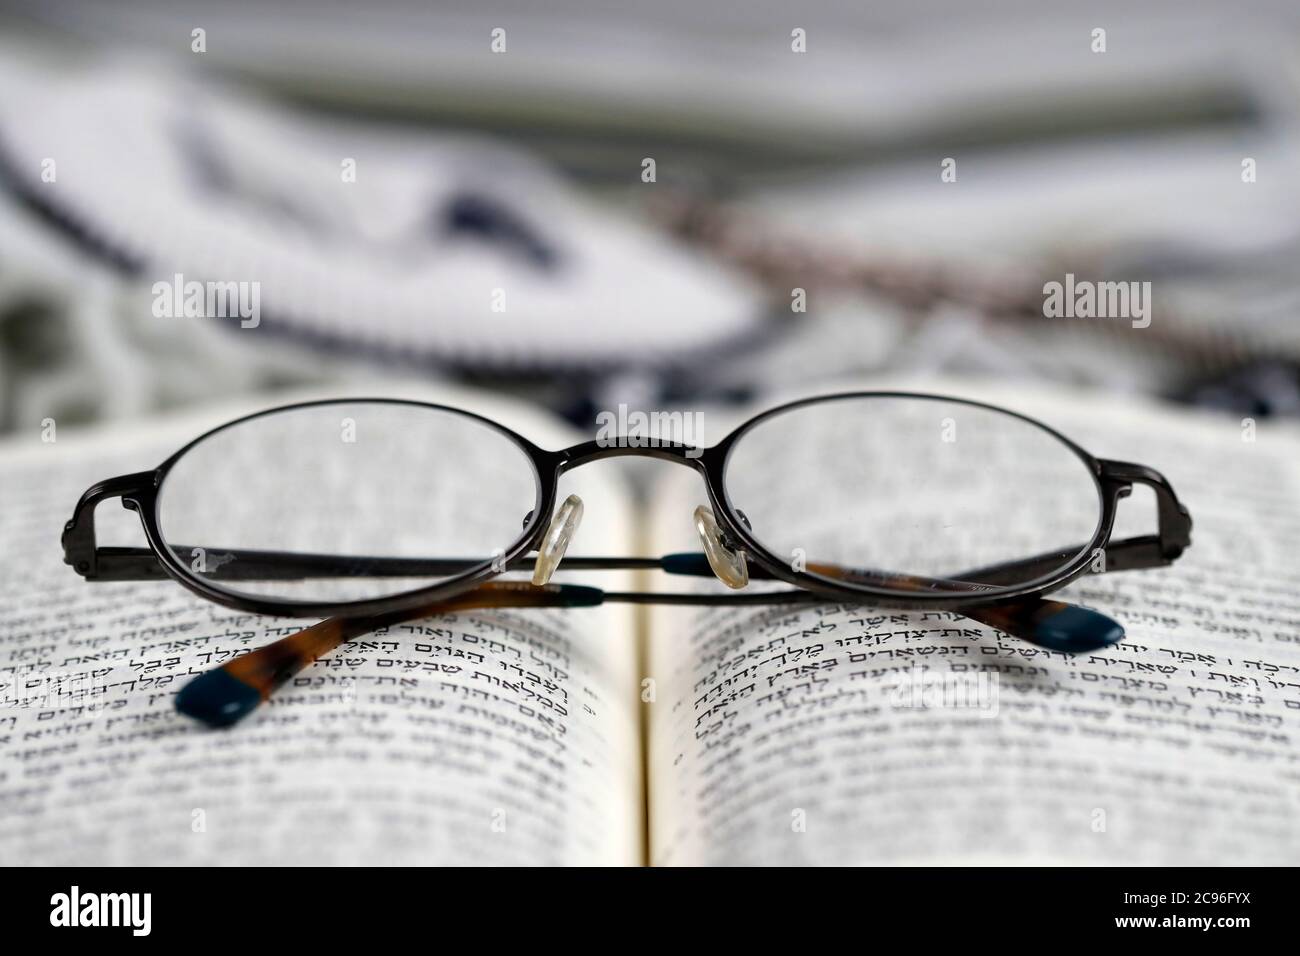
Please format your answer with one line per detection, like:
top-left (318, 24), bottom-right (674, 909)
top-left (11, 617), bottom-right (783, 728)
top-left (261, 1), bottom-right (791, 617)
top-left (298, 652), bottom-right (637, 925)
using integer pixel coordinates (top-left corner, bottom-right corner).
top-left (62, 391), bottom-right (1192, 727)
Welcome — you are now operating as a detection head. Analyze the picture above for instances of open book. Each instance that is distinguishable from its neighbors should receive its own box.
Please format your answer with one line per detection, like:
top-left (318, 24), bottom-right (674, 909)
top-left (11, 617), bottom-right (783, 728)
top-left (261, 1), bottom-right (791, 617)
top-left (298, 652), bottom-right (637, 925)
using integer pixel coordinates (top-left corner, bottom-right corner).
top-left (1, 378), bottom-right (1298, 865)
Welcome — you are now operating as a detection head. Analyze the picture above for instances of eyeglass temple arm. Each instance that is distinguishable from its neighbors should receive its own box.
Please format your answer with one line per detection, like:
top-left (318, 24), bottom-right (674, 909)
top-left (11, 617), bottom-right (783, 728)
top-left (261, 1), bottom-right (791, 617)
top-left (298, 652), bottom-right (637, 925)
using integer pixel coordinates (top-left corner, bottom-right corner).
top-left (175, 576), bottom-right (1116, 728)
top-left (174, 580), bottom-right (829, 727)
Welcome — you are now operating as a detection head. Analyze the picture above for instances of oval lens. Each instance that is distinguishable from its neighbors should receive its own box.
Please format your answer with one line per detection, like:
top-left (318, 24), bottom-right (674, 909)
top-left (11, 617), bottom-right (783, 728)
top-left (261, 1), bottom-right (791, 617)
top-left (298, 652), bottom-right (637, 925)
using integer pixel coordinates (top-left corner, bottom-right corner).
top-left (156, 402), bottom-right (540, 603)
top-left (722, 395), bottom-right (1102, 597)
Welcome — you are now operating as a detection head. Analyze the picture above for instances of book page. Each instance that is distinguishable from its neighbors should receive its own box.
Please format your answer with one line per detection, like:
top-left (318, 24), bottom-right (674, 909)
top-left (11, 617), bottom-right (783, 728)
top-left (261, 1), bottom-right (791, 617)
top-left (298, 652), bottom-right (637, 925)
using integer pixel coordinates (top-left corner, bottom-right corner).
top-left (646, 380), bottom-right (1300, 865)
top-left (0, 385), bottom-right (643, 865)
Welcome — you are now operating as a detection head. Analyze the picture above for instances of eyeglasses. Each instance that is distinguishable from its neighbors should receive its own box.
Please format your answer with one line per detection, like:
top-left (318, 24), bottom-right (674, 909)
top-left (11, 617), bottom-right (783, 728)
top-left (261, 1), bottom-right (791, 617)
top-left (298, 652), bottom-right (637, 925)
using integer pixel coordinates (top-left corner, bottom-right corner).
top-left (63, 392), bottom-right (1192, 728)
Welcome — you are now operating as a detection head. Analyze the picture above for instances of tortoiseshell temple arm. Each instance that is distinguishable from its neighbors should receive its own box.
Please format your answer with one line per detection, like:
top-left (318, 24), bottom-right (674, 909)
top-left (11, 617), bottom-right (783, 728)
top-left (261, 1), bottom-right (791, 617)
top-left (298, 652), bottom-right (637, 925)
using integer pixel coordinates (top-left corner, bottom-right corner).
top-left (174, 575), bottom-right (1123, 728)
top-left (174, 580), bottom-right (832, 727)
top-left (174, 581), bottom-right (606, 728)
top-left (782, 560), bottom-right (1123, 654)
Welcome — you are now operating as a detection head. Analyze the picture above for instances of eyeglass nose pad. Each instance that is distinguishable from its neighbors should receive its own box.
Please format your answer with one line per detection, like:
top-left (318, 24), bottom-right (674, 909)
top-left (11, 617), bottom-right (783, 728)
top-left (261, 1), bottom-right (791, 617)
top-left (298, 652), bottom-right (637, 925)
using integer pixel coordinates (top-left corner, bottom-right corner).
top-left (531, 494), bottom-right (584, 586)
top-left (693, 505), bottom-right (749, 589)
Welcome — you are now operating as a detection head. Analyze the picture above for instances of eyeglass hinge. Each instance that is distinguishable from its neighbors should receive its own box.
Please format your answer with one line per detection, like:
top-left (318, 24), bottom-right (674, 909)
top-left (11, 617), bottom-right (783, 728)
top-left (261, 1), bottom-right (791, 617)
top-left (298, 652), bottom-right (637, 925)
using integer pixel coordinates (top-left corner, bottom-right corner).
top-left (62, 471), bottom-right (158, 579)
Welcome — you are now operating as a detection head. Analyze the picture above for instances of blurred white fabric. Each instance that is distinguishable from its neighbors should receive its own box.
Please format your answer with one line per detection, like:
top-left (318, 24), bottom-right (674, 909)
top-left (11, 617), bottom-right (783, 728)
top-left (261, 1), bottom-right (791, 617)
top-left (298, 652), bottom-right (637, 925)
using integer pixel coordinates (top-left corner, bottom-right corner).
top-left (0, 54), bottom-right (762, 372)
top-left (2, 4), bottom-right (1299, 433)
